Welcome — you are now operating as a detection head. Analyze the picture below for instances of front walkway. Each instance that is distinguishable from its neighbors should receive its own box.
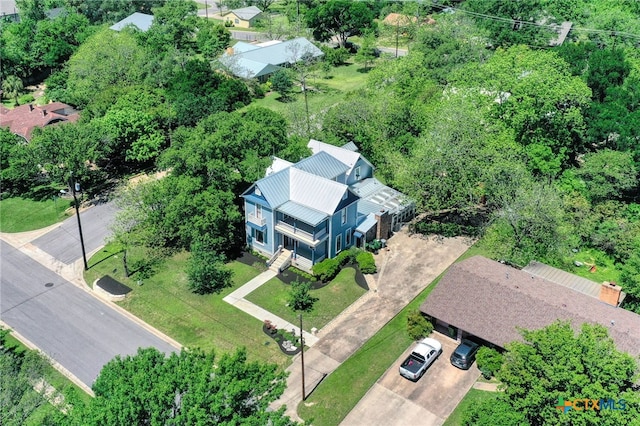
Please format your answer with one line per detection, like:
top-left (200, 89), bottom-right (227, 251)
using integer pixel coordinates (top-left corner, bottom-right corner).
top-left (223, 270), bottom-right (319, 346)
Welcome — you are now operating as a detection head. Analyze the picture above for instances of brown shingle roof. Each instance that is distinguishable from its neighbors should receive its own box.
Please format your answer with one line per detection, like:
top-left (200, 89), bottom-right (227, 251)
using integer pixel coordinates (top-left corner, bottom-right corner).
top-left (421, 256), bottom-right (640, 357)
top-left (0, 102), bottom-right (80, 141)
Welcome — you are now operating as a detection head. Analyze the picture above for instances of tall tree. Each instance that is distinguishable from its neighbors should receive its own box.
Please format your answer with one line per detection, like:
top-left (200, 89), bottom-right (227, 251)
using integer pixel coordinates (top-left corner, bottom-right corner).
top-left (63, 28), bottom-right (148, 108)
top-left (464, 322), bottom-right (640, 425)
top-left (462, 0), bottom-right (555, 47)
top-left (454, 45), bottom-right (592, 168)
top-left (1, 75), bottom-right (23, 104)
top-left (67, 347), bottom-right (296, 425)
top-left (187, 236), bottom-right (233, 294)
top-left (484, 182), bottom-right (570, 266)
top-left (575, 149), bottom-right (638, 203)
top-left (305, 0), bottom-right (375, 48)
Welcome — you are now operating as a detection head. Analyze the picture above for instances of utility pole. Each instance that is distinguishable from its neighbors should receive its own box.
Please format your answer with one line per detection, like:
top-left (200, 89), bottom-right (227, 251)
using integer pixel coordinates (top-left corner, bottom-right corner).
top-left (299, 314), bottom-right (306, 401)
top-left (70, 177), bottom-right (88, 271)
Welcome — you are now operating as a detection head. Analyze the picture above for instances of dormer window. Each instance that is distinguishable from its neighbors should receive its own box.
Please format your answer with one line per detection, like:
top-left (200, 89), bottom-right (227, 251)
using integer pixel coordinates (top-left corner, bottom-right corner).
top-left (255, 187), bottom-right (261, 196)
top-left (354, 166), bottom-right (361, 180)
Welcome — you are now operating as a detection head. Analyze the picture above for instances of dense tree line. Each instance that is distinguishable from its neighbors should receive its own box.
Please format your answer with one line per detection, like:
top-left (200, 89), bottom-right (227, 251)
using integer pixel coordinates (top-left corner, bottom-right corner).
top-left (463, 322), bottom-right (640, 425)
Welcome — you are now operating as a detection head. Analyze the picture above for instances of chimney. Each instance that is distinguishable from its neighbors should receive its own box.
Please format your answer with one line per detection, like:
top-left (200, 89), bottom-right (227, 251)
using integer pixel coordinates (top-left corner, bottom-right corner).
top-left (29, 104), bottom-right (34, 111)
top-left (599, 281), bottom-right (622, 306)
top-left (375, 209), bottom-right (392, 240)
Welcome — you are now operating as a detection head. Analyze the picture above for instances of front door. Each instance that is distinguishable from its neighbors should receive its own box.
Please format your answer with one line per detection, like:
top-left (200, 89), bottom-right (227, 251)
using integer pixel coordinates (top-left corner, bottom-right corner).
top-left (283, 235), bottom-right (294, 250)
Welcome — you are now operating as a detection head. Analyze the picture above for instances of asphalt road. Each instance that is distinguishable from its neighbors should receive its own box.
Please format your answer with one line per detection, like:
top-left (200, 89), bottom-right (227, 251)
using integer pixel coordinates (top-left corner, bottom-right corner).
top-left (32, 201), bottom-right (117, 264)
top-left (0, 239), bottom-right (177, 388)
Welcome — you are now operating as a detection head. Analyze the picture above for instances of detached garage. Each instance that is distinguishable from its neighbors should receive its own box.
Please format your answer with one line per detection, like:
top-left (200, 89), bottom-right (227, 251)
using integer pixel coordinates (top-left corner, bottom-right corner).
top-left (420, 256), bottom-right (640, 357)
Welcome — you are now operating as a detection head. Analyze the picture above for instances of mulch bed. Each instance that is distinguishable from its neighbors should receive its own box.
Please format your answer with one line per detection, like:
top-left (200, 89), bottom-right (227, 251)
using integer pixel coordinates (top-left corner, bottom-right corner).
top-left (263, 324), bottom-right (302, 355)
top-left (236, 251), bottom-right (370, 291)
top-left (236, 251), bottom-right (265, 267)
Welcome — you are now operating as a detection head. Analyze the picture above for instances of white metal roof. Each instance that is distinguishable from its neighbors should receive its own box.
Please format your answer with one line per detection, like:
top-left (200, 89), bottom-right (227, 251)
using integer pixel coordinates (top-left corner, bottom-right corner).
top-left (110, 12), bottom-right (154, 32)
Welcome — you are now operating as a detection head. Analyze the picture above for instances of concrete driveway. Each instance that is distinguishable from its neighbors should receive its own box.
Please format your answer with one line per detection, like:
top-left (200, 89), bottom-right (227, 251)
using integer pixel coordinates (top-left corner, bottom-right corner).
top-left (341, 335), bottom-right (480, 426)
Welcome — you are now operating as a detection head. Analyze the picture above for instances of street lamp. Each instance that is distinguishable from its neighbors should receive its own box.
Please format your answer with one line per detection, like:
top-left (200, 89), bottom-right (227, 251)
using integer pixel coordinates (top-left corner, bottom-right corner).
top-left (70, 177), bottom-right (88, 271)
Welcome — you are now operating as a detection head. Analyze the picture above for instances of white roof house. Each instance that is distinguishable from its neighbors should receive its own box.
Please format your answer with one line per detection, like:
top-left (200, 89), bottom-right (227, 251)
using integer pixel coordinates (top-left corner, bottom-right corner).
top-left (110, 12), bottom-right (154, 32)
top-left (221, 37), bottom-right (323, 79)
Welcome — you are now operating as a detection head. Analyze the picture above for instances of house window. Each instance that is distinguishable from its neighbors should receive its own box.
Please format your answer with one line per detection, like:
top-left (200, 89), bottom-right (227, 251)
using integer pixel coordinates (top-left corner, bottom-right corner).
top-left (234, 18), bottom-right (239, 24)
top-left (255, 187), bottom-right (261, 196)
top-left (355, 166), bottom-right (361, 180)
top-left (345, 228), bottom-right (351, 247)
top-left (336, 234), bottom-right (342, 254)
top-left (341, 208), bottom-right (347, 225)
top-left (255, 229), bottom-right (264, 244)
top-left (256, 204), bottom-right (262, 218)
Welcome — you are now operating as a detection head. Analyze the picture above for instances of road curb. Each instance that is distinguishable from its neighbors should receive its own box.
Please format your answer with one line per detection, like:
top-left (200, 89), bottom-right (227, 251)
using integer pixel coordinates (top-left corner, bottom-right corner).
top-left (0, 320), bottom-right (95, 396)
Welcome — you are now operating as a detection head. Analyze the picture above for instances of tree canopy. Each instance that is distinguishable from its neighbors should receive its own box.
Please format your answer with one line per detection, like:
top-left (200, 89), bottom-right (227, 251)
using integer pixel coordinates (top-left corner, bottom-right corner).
top-left (463, 322), bottom-right (640, 425)
top-left (66, 347), bottom-right (296, 425)
top-left (305, 0), bottom-right (375, 47)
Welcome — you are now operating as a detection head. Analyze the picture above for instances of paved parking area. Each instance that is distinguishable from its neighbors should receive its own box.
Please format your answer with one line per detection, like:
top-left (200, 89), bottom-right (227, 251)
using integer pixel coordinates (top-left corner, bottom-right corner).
top-left (341, 334), bottom-right (480, 426)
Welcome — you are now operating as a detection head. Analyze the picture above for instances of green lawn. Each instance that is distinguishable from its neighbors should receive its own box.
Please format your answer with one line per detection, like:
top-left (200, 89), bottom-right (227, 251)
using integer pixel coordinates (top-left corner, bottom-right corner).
top-left (564, 247), bottom-right (621, 284)
top-left (245, 267), bottom-right (367, 331)
top-left (0, 196), bottom-right (72, 233)
top-left (249, 61), bottom-right (372, 124)
top-left (442, 388), bottom-right (499, 426)
top-left (84, 244), bottom-right (290, 368)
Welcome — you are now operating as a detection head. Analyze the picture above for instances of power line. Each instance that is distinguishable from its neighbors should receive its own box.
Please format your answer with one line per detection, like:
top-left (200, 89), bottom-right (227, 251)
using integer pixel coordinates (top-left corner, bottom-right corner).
top-left (427, 4), bottom-right (640, 42)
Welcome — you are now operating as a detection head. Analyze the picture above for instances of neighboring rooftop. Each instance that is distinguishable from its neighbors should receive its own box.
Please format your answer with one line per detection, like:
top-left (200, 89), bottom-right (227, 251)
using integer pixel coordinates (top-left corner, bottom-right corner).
top-left (0, 102), bottom-right (80, 141)
top-left (523, 260), bottom-right (626, 306)
top-left (224, 6), bottom-right (262, 21)
top-left (421, 256), bottom-right (640, 357)
top-left (222, 37), bottom-right (323, 79)
top-left (110, 12), bottom-right (154, 32)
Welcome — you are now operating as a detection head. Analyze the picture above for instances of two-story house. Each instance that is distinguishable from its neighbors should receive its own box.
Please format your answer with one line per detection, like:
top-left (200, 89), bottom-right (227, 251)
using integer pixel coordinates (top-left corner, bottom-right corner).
top-left (242, 140), bottom-right (414, 272)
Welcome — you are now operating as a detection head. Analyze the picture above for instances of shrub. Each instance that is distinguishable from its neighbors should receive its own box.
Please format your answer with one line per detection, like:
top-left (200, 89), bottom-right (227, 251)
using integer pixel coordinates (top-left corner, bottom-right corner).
top-left (18, 94), bottom-right (34, 105)
top-left (356, 251), bottom-right (376, 274)
top-left (476, 347), bottom-right (504, 379)
top-left (406, 310), bottom-right (433, 340)
top-left (313, 257), bottom-right (340, 282)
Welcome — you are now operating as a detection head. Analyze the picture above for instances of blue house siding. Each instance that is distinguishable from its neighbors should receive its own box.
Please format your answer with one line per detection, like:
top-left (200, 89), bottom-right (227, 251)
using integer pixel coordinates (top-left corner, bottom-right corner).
top-left (346, 159), bottom-right (374, 185)
top-left (328, 202), bottom-right (358, 258)
top-left (244, 198), bottom-right (276, 256)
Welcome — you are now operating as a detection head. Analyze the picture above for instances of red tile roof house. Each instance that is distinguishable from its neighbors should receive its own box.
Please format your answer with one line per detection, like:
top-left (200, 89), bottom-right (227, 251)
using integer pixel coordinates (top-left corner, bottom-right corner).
top-left (421, 256), bottom-right (640, 357)
top-left (0, 102), bottom-right (80, 141)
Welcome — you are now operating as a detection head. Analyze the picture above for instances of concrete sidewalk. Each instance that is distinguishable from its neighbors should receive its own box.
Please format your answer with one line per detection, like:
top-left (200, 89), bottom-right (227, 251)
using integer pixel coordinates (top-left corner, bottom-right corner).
top-left (271, 230), bottom-right (470, 421)
top-left (223, 270), bottom-right (319, 347)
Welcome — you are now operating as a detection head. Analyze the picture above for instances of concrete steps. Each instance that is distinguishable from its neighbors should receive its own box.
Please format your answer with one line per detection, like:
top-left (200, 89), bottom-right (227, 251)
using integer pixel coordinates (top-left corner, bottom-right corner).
top-left (269, 249), bottom-right (292, 273)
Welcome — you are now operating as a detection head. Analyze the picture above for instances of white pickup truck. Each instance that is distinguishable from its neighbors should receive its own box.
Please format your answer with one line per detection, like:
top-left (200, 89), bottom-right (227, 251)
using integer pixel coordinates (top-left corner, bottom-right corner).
top-left (399, 337), bottom-right (442, 381)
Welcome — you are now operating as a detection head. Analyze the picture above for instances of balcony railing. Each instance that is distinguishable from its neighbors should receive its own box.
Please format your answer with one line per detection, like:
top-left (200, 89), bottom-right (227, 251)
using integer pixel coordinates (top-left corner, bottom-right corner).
top-left (275, 221), bottom-right (327, 245)
top-left (248, 213), bottom-right (266, 227)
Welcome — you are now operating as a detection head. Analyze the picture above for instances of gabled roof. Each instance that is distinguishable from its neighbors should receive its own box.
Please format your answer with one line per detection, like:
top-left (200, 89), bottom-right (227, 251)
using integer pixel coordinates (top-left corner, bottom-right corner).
top-left (222, 37), bottom-right (323, 79)
top-left (110, 12), bottom-right (154, 32)
top-left (293, 151), bottom-right (349, 180)
top-left (266, 157), bottom-right (293, 176)
top-left (307, 139), bottom-right (373, 179)
top-left (224, 6), bottom-right (262, 21)
top-left (0, 102), bottom-right (80, 141)
top-left (243, 159), bottom-right (354, 224)
top-left (421, 256), bottom-right (640, 357)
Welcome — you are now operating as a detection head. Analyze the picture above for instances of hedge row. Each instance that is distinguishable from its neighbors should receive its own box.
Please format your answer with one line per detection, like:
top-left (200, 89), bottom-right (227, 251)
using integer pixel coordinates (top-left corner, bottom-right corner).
top-left (312, 247), bottom-right (376, 282)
